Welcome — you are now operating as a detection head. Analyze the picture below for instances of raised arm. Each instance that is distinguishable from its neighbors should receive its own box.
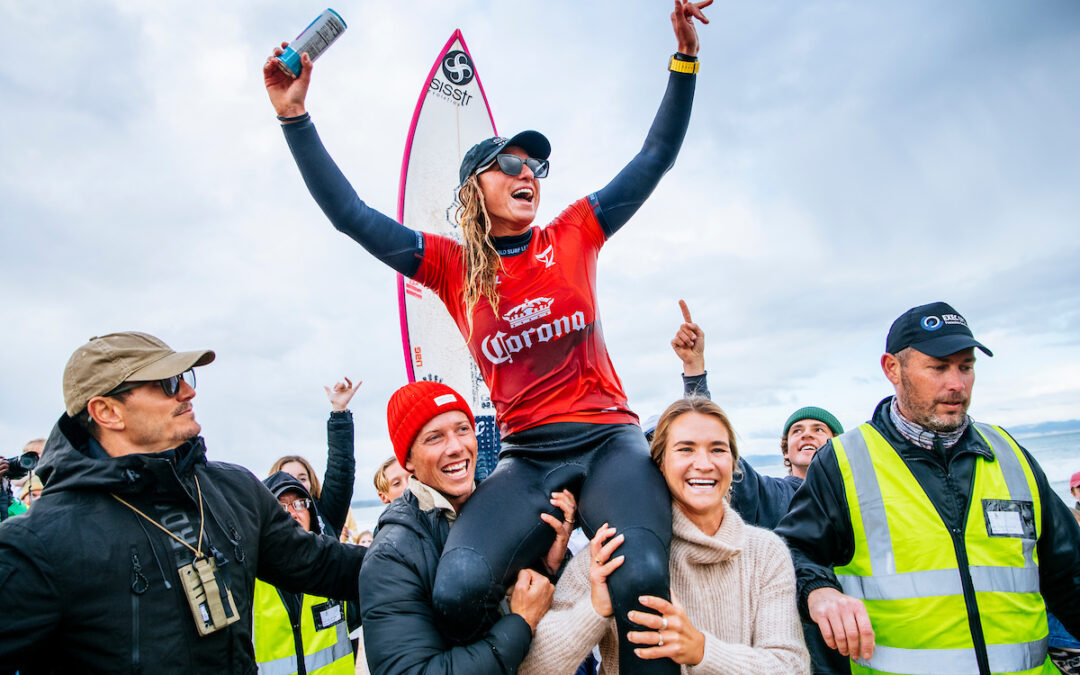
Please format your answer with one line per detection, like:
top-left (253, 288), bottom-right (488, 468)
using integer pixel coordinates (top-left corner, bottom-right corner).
top-left (318, 377), bottom-right (361, 537)
top-left (264, 44), bottom-right (423, 277)
top-left (672, 299), bottom-right (710, 396)
top-left (591, 0), bottom-right (711, 237)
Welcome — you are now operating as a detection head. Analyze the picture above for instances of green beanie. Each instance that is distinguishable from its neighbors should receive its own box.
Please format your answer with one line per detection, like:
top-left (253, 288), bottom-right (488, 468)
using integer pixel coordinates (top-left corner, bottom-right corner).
top-left (783, 406), bottom-right (844, 437)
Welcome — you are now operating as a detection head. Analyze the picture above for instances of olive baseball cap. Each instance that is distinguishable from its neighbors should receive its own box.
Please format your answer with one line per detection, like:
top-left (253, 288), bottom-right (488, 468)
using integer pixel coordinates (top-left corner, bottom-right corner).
top-left (458, 130), bottom-right (550, 187)
top-left (63, 332), bottom-right (215, 416)
top-left (885, 301), bottom-right (992, 358)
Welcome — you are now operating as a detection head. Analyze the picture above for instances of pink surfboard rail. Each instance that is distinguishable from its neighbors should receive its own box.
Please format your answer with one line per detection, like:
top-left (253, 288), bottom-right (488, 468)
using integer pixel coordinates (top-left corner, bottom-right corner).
top-left (395, 29), bottom-right (498, 383)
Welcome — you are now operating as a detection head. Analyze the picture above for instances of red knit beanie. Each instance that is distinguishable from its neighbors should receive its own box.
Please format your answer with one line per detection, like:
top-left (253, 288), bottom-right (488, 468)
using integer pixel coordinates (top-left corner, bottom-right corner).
top-left (386, 381), bottom-right (475, 469)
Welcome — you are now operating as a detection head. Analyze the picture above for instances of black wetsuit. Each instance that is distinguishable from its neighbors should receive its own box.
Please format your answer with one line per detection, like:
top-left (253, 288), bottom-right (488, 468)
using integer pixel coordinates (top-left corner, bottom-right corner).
top-left (283, 62), bottom-right (696, 675)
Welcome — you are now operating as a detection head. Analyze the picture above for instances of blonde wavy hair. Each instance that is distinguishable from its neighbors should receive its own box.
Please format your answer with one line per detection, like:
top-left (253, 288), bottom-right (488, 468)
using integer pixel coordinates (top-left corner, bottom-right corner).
top-left (455, 175), bottom-right (503, 332)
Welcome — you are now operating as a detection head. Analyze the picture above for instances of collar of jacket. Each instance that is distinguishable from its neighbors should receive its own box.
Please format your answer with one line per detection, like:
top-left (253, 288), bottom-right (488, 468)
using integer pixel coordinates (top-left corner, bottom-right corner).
top-left (870, 396), bottom-right (994, 466)
top-left (407, 475), bottom-right (459, 523)
top-left (35, 412), bottom-right (208, 496)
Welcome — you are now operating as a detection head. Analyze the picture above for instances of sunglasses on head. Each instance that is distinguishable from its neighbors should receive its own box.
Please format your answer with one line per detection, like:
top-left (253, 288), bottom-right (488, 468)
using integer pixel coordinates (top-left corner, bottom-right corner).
top-left (480, 154), bottom-right (549, 179)
top-left (106, 369), bottom-right (197, 398)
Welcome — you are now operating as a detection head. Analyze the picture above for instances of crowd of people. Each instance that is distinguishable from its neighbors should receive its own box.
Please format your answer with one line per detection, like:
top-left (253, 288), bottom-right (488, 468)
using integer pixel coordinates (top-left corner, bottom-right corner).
top-left (2, 1), bottom-right (1080, 674)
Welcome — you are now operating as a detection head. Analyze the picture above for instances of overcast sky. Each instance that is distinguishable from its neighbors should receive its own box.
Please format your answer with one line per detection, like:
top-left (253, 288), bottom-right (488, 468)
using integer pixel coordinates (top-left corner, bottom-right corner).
top-left (2, 1), bottom-right (1078, 500)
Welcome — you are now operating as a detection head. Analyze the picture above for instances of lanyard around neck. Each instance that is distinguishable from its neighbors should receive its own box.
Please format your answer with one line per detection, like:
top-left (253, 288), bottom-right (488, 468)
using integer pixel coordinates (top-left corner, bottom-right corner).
top-left (112, 474), bottom-right (207, 559)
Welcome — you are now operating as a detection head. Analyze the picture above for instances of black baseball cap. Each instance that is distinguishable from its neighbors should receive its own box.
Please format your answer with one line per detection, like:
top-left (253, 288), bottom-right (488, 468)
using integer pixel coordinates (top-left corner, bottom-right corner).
top-left (458, 130), bottom-right (550, 187)
top-left (886, 301), bottom-right (993, 358)
top-left (263, 471), bottom-right (321, 534)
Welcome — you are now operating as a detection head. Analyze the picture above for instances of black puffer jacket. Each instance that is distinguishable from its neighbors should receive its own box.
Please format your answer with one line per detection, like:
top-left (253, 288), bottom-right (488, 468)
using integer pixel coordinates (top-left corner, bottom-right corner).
top-left (358, 487), bottom-right (532, 675)
top-left (776, 397), bottom-right (1080, 671)
top-left (314, 409), bottom-right (355, 538)
top-left (0, 414), bottom-right (365, 675)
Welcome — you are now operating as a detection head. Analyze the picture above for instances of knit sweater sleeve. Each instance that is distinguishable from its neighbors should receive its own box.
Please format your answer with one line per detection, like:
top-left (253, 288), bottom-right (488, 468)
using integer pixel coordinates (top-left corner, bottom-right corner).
top-left (687, 531), bottom-right (810, 675)
top-left (518, 549), bottom-right (612, 675)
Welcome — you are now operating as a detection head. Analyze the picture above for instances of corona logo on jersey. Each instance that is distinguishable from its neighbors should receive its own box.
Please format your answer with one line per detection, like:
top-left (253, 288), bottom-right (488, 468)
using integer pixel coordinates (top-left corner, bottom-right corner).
top-left (480, 311), bottom-right (588, 365)
top-left (502, 297), bottom-right (555, 328)
top-left (429, 49), bottom-right (475, 107)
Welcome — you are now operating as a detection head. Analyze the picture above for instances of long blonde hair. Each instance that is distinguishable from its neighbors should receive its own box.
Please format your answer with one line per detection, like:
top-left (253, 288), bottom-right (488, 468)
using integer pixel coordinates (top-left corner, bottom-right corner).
top-left (455, 176), bottom-right (503, 332)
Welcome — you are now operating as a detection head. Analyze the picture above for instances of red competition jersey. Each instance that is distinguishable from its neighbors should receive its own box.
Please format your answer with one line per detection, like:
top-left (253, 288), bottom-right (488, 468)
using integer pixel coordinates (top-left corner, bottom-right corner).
top-left (413, 198), bottom-right (638, 436)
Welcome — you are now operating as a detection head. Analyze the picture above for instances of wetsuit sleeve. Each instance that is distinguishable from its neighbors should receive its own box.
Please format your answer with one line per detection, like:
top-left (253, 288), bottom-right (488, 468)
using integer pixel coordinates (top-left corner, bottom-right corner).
top-left (773, 441), bottom-right (855, 622)
top-left (1016, 443), bottom-right (1080, 635)
top-left (0, 522), bottom-right (61, 668)
top-left (359, 532), bottom-right (533, 675)
top-left (282, 117), bottom-right (424, 277)
top-left (518, 550), bottom-right (612, 675)
top-left (590, 69), bottom-right (696, 238)
top-left (315, 410), bottom-right (356, 539)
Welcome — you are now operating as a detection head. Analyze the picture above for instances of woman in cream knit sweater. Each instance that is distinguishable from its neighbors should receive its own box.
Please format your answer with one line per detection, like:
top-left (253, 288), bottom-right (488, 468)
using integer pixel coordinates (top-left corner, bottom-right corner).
top-left (520, 397), bottom-right (810, 674)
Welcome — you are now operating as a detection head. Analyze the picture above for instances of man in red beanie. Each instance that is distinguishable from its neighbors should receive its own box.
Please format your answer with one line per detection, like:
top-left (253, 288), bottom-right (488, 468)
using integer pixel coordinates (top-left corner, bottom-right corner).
top-left (357, 381), bottom-right (574, 675)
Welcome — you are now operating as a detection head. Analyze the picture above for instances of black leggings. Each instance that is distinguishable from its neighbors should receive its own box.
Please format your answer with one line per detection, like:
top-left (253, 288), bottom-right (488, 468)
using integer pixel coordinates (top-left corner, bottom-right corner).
top-left (433, 422), bottom-right (677, 675)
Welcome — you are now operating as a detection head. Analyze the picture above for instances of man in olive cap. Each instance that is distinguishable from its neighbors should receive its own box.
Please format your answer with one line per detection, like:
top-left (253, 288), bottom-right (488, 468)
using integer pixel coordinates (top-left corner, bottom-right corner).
top-left (0, 332), bottom-right (365, 673)
top-left (776, 302), bottom-right (1080, 674)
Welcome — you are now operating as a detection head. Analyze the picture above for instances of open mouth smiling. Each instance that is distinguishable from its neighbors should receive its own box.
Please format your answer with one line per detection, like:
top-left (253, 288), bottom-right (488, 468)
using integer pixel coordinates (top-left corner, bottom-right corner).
top-left (686, 478), bottom-right (718, 489)
top-left (442, 459), bottom-right (469, 479)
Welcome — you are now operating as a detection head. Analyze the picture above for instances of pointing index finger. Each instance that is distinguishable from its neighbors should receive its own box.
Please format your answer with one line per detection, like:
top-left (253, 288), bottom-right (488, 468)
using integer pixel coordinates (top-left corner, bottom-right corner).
top-left (679, 299), bottom-right (693, 324)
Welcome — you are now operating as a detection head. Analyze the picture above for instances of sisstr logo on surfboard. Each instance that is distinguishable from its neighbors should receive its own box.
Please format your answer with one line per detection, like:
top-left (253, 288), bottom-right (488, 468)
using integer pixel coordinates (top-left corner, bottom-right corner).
top-left (429, 50), bottom-right (475, 107)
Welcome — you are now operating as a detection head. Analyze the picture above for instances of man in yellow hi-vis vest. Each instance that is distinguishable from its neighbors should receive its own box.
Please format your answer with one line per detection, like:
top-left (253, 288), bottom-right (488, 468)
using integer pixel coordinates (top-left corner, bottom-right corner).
top-left (776, 301), bottom-right (1080, 675)
top-left (254, 471), bottom-right (354, 675)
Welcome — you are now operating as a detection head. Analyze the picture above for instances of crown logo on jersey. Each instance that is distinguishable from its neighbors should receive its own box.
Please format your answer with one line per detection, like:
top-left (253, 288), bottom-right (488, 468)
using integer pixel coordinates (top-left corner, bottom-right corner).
top-left (502, 297), bottom-right (555, 328)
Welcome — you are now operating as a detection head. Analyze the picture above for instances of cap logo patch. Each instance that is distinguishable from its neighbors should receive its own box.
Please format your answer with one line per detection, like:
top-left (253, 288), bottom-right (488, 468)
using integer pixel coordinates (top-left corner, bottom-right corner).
top-left (941, 313), bottom-right (967, 326)
top-left (921, 316), bottom-right (943, 331)
top-left (433, 394), bottom-right (457, 407)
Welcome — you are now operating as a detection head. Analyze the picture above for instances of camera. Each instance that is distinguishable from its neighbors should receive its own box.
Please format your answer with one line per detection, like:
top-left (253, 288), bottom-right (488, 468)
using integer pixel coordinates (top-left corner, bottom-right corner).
top-left (2, 452), bottom-right (39, 481)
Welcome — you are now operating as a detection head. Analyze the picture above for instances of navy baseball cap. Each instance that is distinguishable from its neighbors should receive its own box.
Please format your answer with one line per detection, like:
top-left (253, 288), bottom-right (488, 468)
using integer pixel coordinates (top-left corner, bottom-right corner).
top-left (886, 301), bottom-right (992, 358)
top-left (458, 130), bottom-right (550, 187)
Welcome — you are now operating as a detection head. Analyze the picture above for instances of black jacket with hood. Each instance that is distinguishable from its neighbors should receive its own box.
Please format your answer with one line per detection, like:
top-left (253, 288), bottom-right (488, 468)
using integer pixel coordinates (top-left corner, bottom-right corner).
top-left (358, 485), bottom-right (532, 675)
top-left (0, 414), bottom-right (365, 675)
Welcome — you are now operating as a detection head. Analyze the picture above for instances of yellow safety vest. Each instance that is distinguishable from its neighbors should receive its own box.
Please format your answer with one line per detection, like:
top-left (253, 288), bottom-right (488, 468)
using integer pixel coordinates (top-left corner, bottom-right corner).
top-left (831, 422), bottom-right (1055, 675)
top-left (252, 579), bottom-right (353, 675)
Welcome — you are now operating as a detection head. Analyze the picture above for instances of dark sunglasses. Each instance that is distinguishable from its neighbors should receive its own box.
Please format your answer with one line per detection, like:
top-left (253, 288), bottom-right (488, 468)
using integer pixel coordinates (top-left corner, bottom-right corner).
top-left (106, 369), bottom-right (196, 398)
top-left (480, 154), bottom-right (549, 179)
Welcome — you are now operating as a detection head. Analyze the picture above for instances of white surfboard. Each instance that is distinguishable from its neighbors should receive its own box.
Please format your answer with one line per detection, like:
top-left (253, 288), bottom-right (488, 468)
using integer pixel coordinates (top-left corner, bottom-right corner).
top-left (396, 30), bottom-right (501, 479)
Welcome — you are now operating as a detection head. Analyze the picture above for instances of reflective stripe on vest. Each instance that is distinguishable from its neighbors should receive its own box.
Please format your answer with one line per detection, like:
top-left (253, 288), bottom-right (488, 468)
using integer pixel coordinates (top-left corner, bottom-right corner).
top-left (257, 623), bottom-right (352, 675)
top-left (832, 423), bottom-right (1053, 675)
top-left (253, 579), bottom-right (354, 675)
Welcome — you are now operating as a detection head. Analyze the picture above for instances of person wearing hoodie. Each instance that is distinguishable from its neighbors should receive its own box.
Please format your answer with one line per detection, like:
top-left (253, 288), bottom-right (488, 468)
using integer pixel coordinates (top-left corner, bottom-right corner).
top-left (253, 471), bottom-right (354, 675)
top-left (0, 331), bottom-right (366, 674)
